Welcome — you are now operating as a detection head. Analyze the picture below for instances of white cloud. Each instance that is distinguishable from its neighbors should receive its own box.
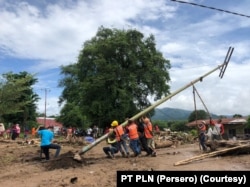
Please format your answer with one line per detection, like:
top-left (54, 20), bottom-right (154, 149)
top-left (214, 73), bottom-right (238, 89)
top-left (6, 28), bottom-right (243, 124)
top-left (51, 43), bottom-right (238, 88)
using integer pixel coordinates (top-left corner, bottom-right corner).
top-left (0, 0), bottom-right (250, 116)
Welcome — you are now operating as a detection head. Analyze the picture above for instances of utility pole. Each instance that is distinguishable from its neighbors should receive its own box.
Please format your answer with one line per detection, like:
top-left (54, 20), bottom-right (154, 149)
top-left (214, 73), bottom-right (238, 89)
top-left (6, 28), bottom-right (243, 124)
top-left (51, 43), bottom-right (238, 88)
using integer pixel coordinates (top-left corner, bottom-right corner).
top-left (42, 88), bottom-right (50, 126)
top-left (76, 46), bottom-right (234, 156)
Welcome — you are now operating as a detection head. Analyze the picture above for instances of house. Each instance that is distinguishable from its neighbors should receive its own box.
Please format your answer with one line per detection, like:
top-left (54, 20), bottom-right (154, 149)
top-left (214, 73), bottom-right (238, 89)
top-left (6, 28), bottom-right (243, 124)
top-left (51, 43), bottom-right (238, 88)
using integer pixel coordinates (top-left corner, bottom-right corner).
top-left (36, 117), bottom-right (63, 135)
top-left (186, 117), bottom-right (248, 140)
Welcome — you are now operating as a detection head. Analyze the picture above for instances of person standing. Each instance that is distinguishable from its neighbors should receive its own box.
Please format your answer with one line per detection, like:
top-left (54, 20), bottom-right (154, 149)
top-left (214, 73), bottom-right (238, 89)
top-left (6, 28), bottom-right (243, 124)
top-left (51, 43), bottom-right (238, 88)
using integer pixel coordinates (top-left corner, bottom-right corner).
top-left (126, 119), bottom-right (141, 157)
top-left (0, 123), bottom-right (5, 138)
top-left (197, 121), bottom-right (207, 152)
top-left (15, 124), bottom-right (21, 138)
top-left (86, 127), bottom-right (93, 137)
top-left (66, 126), bottom-right (73, 142)
top-left (142, 116), bottom-right (157, 157)
top-left (31, 127), bottom-right (36, 138)
top-left (36, 125), bottom-right (61, 161)
top-left (92, 125), bottom-right (99, 139)
top-left (137, 118), bottom-right (153, 156)
top-left (23, 125), bottom-right (29, 141)
top-left (11, 123), bottom-right (18, 140)
top-left (211, 119), bottom-right (224, 140)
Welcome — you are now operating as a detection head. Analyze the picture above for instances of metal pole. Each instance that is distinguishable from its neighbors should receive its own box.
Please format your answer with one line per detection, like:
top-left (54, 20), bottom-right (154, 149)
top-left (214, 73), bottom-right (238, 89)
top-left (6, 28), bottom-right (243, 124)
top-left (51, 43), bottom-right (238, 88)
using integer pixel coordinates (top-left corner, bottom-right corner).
top-left (44, 88), bottom-right (47, 126)
top-left (78, 64), bottom-right (223, 155)
top-left (78, 47), bottom-right (233, 155)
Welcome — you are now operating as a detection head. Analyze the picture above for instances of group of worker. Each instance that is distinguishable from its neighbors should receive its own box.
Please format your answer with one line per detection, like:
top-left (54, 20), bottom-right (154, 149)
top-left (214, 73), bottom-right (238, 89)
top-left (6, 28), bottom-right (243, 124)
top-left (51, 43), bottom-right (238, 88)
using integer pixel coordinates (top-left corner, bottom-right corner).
top-left (36, 116), bottom-right (158, 161)
top-left (197, 118), bottom-right (225, 152)
top-left (103, 117), bottom-right (157, 159)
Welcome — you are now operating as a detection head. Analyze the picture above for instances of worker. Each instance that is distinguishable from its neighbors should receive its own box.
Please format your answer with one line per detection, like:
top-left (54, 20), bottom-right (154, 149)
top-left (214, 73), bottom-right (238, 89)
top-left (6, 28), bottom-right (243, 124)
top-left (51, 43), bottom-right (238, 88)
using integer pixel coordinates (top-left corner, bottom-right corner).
top-left (103, 130), bottom-right (120, 159)
top-left (110, 120), bottom-right (130, 157)
top-left (137, 118), bottom-right (153, 156)
top-left (36, 125), bottom-right (61, 161)
top-left (197, 121), bottom-right (207, 152)
top-left (126, 119), bottom-right (141, 157)
top-left (142, 116), bottom-right (157, 157)
top-left (211, 119), bottom-right (224, 140)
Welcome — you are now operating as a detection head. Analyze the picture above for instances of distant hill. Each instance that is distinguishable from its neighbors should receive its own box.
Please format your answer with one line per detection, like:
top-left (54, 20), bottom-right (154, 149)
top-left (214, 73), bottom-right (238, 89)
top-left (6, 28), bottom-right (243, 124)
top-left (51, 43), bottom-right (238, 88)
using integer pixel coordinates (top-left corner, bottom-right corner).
top-left (151, 107), bottom-right (220, 121)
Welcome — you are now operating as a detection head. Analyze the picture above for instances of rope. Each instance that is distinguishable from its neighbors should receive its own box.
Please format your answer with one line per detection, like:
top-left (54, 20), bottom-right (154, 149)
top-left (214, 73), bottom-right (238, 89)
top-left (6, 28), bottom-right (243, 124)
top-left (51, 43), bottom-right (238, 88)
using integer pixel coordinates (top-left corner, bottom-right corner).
top-left (192, 85), bottom-right (201, 151)
top-left (192, 85), bottom-right (223, 140)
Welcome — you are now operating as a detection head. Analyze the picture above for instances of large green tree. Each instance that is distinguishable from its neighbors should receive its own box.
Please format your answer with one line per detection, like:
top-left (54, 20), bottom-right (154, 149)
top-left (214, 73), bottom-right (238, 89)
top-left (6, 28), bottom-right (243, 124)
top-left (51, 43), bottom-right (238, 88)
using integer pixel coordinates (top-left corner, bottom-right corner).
top-left (56, 102), bottom-right (86, 128)
top-left (59, 27), bottom-right (171, 127)
top-left (0, 72), bottom-right (39, 128)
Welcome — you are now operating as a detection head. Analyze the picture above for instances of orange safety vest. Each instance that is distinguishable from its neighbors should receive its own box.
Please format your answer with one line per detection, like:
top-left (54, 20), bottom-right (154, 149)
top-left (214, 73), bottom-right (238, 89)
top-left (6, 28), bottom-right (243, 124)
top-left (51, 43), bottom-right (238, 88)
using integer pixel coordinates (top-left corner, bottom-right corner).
top-left (144, 122), bottom-right (153, 139)
top-left (114, 125), bottom-right (125, 141)
top-left (127, 123), bottom-right (139, 140)
top-left (198, 124), bottom-right (206, 134)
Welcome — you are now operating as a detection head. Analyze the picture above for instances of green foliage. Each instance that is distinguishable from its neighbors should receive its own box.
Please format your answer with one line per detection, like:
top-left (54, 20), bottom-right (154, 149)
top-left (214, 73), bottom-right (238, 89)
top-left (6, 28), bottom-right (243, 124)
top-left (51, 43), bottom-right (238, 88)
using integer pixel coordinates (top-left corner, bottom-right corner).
top-left (56, 102), bottom-right (87, 128)
top-left (0, 72), bottom-right (39, 126)
top-left (166, 120), bottom-right (189, 132)
top-left (246, 115), bottom-right (250, 128)
top-left (152, 119), bottom-right (189, 132)
top-left (152, 120), bottom-right (169, 130)
top-left (59, 27), bottom-right (171, 127)
top-left (188, 109), bottom-right (209, 122)
top-left (190, 129), bottom-right (197, 136)
top-left (233, 114), bottom-right (242, 118)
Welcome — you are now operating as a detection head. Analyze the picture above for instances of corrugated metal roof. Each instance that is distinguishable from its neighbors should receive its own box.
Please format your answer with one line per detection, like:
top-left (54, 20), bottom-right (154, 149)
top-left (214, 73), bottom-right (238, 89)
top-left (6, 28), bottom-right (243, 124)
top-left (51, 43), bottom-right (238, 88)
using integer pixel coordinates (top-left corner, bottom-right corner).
top-left (186, 117), bottom-right (247, 127)
top-left (228, 119), bottom-right (247, 123)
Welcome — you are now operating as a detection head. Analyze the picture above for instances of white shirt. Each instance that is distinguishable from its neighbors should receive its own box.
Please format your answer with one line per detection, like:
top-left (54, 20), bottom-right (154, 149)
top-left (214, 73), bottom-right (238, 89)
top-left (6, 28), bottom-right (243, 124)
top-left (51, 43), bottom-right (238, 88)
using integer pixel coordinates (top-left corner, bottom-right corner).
top-left (212, 123), bottom-right (221, 135)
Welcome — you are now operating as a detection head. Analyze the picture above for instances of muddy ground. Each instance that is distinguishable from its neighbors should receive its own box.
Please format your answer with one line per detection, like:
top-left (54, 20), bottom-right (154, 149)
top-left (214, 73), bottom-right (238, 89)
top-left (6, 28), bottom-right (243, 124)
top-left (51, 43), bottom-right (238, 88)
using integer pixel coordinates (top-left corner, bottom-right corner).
top-left (0, 137), bottom-right (250, 187)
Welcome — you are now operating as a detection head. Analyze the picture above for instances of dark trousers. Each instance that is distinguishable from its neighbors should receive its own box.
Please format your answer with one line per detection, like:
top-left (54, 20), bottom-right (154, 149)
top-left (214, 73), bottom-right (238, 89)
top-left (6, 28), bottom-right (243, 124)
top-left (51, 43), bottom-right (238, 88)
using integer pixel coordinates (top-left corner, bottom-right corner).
top-left (199, 133), bottom-right (207, 151)
top-left (11, 132), bottom-right (18, 140)
top-left (118, 139), bottom-right (129, 155)
top-left (41, 144), bottom-right (61, 160)
top-left (139, 136), bottom-right (153, 155)
top-left (103, 146), bottom-right (118, 156)
top-left (129, 138), bottom-right (141, 155)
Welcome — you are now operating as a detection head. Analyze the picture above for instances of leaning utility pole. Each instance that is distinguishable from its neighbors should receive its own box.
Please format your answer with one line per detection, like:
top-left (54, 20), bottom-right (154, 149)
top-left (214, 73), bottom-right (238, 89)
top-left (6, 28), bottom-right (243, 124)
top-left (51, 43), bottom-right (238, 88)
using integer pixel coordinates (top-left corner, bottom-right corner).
top-left (75, 47), bottom-right (234, 157)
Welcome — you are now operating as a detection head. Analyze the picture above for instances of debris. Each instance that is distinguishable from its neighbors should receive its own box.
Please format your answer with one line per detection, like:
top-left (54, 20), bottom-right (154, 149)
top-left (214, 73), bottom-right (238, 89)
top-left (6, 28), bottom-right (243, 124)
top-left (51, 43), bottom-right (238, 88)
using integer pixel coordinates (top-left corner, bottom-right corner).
top-left (73, 153), bottom-right (82, 162)
top-left (174, 143), bottom-right (250, 166)
top-left (70, 177), bottom-right (78, 184)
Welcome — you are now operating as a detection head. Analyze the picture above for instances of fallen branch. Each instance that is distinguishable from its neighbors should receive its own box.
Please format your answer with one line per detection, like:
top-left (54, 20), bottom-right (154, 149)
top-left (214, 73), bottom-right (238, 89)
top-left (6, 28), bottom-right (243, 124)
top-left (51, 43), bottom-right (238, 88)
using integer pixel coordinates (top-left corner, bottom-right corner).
top-left (174, 143), bottom-right (250, 166)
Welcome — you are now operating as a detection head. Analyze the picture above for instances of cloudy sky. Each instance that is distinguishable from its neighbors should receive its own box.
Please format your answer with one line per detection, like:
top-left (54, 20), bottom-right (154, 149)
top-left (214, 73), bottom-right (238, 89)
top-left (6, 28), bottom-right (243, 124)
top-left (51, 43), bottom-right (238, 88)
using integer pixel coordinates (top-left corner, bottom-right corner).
top-left (0, 0), bottom-right (250, 117)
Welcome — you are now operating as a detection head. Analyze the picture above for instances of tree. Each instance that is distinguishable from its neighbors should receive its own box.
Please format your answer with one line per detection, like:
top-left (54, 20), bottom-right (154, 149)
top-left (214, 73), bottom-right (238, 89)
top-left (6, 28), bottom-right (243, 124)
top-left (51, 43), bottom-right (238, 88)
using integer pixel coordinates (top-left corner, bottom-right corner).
top-left (246, 115), bottom-right (250, 129)
top-left (0, 72), bottom-right (39, 128)
top-left (167, 120), bottom-right (189, 132)
top-left (56, 102), bottom-right (86, 128)
top-left (188, 109), bottom-right (209, 122)
top-left (59, 26), bottom-right (171, 127)
top-left (233, 114), bottom-right (242, 118)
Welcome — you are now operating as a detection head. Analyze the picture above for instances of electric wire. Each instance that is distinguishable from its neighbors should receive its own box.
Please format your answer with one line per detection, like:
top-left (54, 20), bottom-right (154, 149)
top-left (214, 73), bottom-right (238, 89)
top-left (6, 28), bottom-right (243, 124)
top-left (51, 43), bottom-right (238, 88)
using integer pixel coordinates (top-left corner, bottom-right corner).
top-left (170, 0), bottom-right (250, 18)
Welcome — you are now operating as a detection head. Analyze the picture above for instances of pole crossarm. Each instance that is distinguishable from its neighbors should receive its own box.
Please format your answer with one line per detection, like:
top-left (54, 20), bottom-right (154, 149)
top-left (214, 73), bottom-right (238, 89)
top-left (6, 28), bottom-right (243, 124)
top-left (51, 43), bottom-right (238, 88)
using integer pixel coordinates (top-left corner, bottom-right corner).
top-left (219, 46), bottom-right (234, 78)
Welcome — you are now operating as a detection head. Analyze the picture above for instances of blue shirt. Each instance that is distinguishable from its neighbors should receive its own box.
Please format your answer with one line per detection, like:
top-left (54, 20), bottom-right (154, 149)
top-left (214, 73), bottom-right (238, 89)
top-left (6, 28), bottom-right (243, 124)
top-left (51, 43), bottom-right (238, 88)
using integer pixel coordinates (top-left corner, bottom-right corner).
top-left (37, 129), bottom-right (54, 146)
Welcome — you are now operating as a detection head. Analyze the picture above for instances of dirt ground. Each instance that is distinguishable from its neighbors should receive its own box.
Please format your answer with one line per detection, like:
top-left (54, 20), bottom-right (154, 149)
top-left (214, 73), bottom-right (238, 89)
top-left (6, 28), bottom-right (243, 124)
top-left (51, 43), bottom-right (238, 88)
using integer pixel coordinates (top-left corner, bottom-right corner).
top-left (1, 136), bottom-right (250, 187)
